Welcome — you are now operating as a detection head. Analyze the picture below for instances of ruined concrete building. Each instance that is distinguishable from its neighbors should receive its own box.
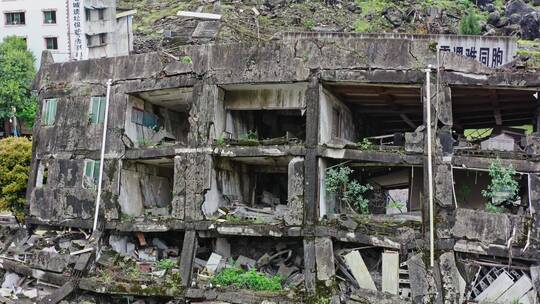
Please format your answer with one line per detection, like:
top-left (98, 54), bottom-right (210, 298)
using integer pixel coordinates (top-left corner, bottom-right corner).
top-left (1, 33), bottom-right (539, 303)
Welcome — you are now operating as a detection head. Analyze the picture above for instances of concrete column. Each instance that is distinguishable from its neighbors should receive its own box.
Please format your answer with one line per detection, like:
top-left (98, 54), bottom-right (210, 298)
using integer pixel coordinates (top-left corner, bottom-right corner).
top-left (179, 230), bottom-right (198, 287)
top-left (304, 74), bottom-right (320, 225)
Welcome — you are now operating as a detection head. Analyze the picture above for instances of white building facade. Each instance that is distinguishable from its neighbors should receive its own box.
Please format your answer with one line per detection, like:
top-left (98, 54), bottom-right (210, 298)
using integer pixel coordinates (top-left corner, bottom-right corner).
top-left (0, 0), bottom-right (134, 67)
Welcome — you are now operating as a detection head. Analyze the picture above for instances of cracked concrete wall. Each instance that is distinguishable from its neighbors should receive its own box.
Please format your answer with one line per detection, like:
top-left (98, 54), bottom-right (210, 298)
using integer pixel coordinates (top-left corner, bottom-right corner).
top-left (29, 159), bottom-right (119, 221)
top-left (173, 152), bottom-right (211, 221)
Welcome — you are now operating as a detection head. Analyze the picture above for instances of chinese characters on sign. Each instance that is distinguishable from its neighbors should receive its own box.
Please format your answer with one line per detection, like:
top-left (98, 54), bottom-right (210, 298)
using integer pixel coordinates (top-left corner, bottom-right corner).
top-left (72, 0), bottom-right (84, 60)
top-left (439, 45), bottom-right (504, 68)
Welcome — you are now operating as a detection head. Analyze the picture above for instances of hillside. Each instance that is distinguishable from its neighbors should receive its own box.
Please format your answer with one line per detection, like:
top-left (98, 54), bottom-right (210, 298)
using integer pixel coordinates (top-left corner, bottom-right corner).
top-left (118, 0), bottom-right (539, 64)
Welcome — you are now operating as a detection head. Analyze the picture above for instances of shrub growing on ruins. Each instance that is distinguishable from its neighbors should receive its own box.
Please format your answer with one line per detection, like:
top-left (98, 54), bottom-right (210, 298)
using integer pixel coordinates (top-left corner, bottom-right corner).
top-left (482, 160), bottom-right (519, 213)
top-left (0, 137), bottom-right (32, 221)
top-left (325, 165), bottom-right (373, 214)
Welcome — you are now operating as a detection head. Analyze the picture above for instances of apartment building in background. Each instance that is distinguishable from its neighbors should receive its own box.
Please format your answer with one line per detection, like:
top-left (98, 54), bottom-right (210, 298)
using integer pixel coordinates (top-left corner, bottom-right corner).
top-left (0, 0), bottom-right (135, 67)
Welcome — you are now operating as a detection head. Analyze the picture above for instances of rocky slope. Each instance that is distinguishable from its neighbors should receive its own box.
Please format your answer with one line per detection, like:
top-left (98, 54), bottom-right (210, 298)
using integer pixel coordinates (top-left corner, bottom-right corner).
top-left (119, 0), bottom-right (539, 64)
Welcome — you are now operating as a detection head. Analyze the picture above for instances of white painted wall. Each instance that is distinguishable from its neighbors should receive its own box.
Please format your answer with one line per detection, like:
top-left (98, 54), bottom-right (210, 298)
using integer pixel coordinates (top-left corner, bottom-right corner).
top-left (0, 0), bottom-right (133, 68)
top-left (0, 0), bottom-right (70, 66)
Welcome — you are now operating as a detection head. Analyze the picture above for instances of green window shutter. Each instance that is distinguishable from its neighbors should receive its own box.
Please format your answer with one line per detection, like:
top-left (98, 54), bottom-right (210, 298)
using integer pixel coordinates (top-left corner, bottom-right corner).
top-left (42, 101), bottom-right (49, 125)
top-left (84, 160), bottom-right (93, 178)
top-left (90, 97), bottom-right (99, 123)
top-left (48, 99), bottom-right (57, 125)
top-left (93, 160), bottom-right (101, 184)
top-left (98, 97), bottom-right (106, 123)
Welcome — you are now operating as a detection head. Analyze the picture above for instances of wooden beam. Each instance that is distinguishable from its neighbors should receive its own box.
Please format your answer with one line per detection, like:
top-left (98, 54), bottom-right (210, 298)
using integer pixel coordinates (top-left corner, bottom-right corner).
top-left (381, 94), bottom-right (417, 129)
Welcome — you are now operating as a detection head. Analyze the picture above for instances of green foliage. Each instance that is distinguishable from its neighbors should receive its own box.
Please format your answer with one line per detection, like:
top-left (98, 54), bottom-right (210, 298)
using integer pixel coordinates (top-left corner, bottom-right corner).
top-left (211, 268), bottom-right (282, 291)
top-left (137, 138), bottom-right (153, 148)
top-left (180, 55), bottom-right (192, 64)
top-left (0, 137), bottom-right (32, 221)
top-left (215, 136), bottom-right (226, 146)
top-left (0, 36), bottom-right (37, 126)
top-left (459, 9), bottom-right (482, 35)
top-left (303, 19), bottom-right (315, 30)
top-left (345, 180), bottom-right (373, 214)
top-left (99, 269), bottom-right (114, 284)
top-left (482, 160), bottom-right (519, 213)
top-left (239, 130), bottom-right (258, 141)
top-left (156, 259), bottom-right (176, 271)
top-left (388, 199), bottom-right (405, 213)
top-left (325, 165), bottom-right (372, 214)
top-left (357, 138), bottom-right (373, 150)
top-left (325, 166), bottom-right (353, 193)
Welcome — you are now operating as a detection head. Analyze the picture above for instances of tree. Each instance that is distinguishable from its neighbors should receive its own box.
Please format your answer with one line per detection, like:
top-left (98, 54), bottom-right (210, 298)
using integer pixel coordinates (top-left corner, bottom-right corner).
top-left (459, 9), bottom-right (482, 36)
top-left (0, 36), bottom-right (37, 127)
top-left (0, 137), bottom-right (32, 222)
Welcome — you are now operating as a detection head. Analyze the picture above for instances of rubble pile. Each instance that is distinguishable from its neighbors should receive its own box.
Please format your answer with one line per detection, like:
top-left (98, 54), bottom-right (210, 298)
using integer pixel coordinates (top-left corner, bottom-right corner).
top-left (194, 238), bottom-right (304, 292)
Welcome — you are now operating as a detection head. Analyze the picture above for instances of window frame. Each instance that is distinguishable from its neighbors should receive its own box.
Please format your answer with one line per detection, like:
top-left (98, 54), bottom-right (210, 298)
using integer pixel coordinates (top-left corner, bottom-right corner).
top-left (99, 33), bottom-right (107, 45)
top-left (43, 10), bottom-right (57, 24)
top-left (89, 96), bottom-right (106, 124)
top-left (85, 8), bottom-right (91, 22)
top-left (44, 37), bottom-right (58, 50)
top-left (97, 8), bottom-right (106, 20)
top-left (83, 159), bottom-right (101, 188)
top-left (5, 11), bottom-right (26, 25)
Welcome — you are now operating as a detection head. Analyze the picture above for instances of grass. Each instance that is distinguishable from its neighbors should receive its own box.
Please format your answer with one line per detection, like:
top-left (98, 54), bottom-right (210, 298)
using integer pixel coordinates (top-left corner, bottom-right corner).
top-left (353, 0), bottom-right (393, 33)
top-left (211, 268), bottom-right (282, 291)
top-left (156, 259), bottom-right (176, 271)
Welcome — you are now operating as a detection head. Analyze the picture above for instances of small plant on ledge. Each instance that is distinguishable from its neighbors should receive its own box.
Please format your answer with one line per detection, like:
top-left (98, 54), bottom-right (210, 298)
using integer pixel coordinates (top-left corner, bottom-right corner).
top-left (356, 138), bottom-right (374, 150)
top-left (326, 165), bottom-right (373, 214)
top-left (239, 130), bottom-right (259, 144)
top-left (481, 160), bottom-right (519, 213)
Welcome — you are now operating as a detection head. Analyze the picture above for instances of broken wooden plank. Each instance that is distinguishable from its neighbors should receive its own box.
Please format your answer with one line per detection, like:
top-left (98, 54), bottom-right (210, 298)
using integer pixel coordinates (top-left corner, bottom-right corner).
top-left (496, 275), bottom-right (533, 303)
top-left (475, 271), bottom-right (514, 302)
top-left (382, 251), bottom-right (399, 295)
top-left (343, 250), bottom-right (376, 291)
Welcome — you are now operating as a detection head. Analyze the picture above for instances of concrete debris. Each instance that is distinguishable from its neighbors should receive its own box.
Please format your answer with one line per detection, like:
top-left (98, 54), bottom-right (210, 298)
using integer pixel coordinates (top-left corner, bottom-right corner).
top-left (343, 250), bottom-right (377, 291)
top-left (205, 253), bottom-right (223, 275)
top-left (1, 273), bottom-right (20, 291)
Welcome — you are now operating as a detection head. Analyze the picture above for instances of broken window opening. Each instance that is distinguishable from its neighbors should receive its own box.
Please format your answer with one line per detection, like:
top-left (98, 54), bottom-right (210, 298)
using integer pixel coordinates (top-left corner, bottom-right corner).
top-left (220, 83), bottom-right (307, 145)
top-left (320, 160), bottom-right (423, 217)
top-left (452, 87), bottom-right (538, 158)
top-left (204, 156), bottom-right (303, 225)
top-left (452, 167), bottom-right (528, 214)
top-left (321, 84), bottom-right (423, 149)
top-left (225, 109), bottom-right (306, 143)
top-left (118, 159), bottom-right (174, 219)
top-left (194, 236), bottom-right (304, 291)
top-left (126, 88), bottom-right (192, 148)
top-left (36, 161), bottom-right (49, 187)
